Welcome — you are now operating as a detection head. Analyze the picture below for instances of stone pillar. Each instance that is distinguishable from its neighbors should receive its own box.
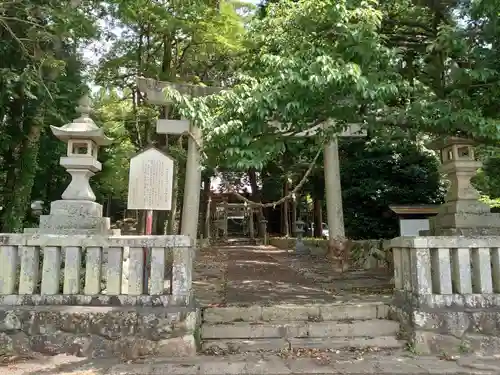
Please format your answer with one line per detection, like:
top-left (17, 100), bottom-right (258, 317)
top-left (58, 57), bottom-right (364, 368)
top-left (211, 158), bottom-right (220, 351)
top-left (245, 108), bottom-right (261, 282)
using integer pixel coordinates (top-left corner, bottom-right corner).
top-left (323, 137), bottom-right (345, 242)
top-left (181, 124), bottom-right (202, 243)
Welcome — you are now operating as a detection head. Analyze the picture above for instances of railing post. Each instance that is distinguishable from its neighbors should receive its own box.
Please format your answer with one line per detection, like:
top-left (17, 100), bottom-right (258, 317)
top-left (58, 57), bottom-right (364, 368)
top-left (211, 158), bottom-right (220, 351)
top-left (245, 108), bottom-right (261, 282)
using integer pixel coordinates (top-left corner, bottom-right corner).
top-left (41, 246), bottom-right (61, 295)
top-left (471, 247), bottom-right (493, 293)
top-left (19, 246), bottom-right (39, 294)
top-left (150, 247), bottom-right (166, 295)
top-left (63, 246), bottom-right (82, 294)
top-left (106, 246), bottom-right (123, 295)
top-left (0, 245), bottom-right (18, 295)
top-left (85, 246), bottom-right (103, 295)
top-left (128, 247), bottom-right (145, 295)
top-left (491, 247), bottom-right (500, 293)
top-left (410, 248), bottom-right (432, 294)
top-left (172, 246), bottom-right (194, 304)
top-left (430, 248), bottom-right (452, 294)
top-left (451, 248), bottom-right (472, 294)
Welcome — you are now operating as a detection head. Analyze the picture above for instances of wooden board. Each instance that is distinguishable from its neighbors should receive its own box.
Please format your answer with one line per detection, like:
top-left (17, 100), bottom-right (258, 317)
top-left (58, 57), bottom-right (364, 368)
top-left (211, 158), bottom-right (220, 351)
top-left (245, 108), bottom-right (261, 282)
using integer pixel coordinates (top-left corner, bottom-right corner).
top-left (127, 147), bottom-right (174, 211)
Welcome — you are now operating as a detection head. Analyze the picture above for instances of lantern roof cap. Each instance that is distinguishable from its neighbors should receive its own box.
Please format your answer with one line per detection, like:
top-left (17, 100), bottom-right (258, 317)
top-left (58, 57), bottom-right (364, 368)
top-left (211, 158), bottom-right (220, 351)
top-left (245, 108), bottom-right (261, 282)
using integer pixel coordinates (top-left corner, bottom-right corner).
top-left (427, 136), bottom-right (476, 150)
top-left (50, 95), bottom-right (113, 146)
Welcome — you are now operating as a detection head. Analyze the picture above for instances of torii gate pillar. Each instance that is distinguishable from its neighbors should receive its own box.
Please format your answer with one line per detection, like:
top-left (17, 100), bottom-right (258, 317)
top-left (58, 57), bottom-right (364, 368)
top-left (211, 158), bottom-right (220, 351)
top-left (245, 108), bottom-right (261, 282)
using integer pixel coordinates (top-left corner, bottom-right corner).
top-left (181, 124), bottom-right (203, 240)
top-left (324, 136), bottom-right (345, 239)
top-left (323, 122), bottom-right (366, 242)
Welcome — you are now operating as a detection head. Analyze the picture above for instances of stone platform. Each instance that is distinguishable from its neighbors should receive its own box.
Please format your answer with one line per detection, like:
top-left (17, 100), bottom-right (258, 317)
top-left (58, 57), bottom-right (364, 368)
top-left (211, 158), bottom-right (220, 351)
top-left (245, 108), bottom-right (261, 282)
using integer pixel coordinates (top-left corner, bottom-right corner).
top-left (0, 305), bottom-right (199, 359)
top-left (3, 352), bottom-right (500, 374)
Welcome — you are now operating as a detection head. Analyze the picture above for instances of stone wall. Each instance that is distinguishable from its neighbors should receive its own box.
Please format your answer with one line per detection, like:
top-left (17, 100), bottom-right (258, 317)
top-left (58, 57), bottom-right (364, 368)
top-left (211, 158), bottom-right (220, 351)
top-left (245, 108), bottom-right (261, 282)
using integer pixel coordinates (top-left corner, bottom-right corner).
top-left (269, 237), bottom-right (390, 270)
top-left (387, 235), bottom-right (500, 355)
top-left (0, 305), bottom-right (199, 358)
top-left (391, 292), bottom-right (500, 355)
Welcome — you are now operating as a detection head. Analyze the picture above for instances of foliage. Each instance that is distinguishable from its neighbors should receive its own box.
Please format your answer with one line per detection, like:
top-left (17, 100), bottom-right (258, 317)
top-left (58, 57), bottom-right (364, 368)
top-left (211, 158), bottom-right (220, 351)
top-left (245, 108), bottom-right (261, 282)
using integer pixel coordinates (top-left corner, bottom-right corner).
top-left (161, 0), bottom-right (500, 172)
top-left (474, 146), bottom-right (500, 201)
top-left (93, 88), bottom-right (138, 201)
top-left (0, 0), bottom-right (96, 231)
top-left (340, 137), bottom-right (445, 239)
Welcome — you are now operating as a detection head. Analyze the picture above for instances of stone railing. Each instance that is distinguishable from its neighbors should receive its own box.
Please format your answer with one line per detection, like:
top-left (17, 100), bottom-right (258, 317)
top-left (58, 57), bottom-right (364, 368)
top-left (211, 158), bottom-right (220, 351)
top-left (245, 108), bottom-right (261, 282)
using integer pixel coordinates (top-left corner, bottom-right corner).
top-left (0, 233), bottom-right (198, 359)
top-left (0, 234), bottom-right (193, 306)
top-left (386, 236), bottom-right (500, 354)
top-left (388, 236), bottom-right (500, 298)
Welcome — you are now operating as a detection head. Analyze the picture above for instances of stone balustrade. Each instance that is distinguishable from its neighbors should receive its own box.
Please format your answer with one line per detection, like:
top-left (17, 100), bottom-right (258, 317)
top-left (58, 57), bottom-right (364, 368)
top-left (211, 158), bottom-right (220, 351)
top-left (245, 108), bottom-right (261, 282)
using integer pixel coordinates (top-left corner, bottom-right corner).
top-left (388, 236), bottom-right (500, 299)
top-left (386, 236), bottom-right (500, 354)
top-left (0, 233), bottom-right (199, 359)
top-left (0, 234), bottom-right (193, 306)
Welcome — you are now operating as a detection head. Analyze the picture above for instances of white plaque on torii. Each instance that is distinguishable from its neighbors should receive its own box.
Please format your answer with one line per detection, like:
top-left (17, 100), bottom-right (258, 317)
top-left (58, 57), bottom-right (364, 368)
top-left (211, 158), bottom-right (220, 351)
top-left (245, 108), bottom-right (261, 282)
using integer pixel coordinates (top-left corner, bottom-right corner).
top-left (127, 147), bottom-right (174, 211)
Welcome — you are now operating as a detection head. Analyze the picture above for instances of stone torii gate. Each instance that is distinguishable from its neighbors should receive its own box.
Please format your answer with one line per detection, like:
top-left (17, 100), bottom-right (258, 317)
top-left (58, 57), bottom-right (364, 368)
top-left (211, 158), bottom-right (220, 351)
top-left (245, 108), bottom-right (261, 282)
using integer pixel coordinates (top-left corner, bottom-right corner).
top-left (137, 76), bottom-right (363, 243)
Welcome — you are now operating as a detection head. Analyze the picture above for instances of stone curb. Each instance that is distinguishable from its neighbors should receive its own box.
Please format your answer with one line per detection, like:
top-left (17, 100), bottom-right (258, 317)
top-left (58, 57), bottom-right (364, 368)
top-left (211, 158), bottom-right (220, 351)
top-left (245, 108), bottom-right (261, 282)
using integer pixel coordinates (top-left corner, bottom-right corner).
top-left (5, 354), bottom-right (499, 375)
top-left (103, 355), bottom-right (500, 375)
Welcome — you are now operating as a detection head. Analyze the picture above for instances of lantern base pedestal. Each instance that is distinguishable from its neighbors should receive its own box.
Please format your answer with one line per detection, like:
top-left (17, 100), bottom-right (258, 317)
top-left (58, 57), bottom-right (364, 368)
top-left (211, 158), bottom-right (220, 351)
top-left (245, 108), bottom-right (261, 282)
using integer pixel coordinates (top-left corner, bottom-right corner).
top-left (25, 199), bottom-right (118, 235)
top-left (49, 200), bottom-right (103, 217)
top-left (428, 211), bottom-right (500, 236)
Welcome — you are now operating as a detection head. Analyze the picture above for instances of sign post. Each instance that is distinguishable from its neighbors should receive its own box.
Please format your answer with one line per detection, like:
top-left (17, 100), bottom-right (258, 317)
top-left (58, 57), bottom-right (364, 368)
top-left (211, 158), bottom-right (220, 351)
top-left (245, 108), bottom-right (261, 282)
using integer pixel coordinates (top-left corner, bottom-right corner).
top-left (127, 147), bottom-right (175, 294)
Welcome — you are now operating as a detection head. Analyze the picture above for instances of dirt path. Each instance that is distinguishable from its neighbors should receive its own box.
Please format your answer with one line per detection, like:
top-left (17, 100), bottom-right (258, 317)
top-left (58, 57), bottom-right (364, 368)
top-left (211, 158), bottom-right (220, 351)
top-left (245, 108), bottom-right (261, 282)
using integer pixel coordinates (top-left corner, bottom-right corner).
top-left (223, 246), bottom-right (337, 305)
top-left (193, 243), bottom-right (393, 306)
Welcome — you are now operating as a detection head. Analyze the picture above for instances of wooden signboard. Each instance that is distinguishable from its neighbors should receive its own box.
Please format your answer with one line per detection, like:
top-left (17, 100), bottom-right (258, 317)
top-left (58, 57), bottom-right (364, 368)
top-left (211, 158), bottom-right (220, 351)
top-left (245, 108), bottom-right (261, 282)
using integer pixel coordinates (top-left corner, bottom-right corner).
top-left (127, 147), bottom-right (174, 211)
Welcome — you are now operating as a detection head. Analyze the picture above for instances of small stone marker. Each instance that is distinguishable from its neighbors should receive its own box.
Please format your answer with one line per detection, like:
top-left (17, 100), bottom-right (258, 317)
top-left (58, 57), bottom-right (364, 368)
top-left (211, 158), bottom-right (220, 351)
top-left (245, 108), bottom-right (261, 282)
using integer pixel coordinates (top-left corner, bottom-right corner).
top-left (127, 147), bottom-right (174, 211)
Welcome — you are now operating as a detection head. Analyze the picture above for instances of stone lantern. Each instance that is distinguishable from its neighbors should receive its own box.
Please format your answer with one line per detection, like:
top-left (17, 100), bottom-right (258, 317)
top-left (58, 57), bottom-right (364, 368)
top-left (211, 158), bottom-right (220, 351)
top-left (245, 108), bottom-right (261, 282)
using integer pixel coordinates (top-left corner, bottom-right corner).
top-left (26, 95), bottom-right (116, 234)
top-left (50, 95), bottom-right (112, 202)
top-left (30, 200), bottom-right (44, 217)
top-left (427, 136), bottom-right (500, 235)
top-left (294, 220), bottom-right (309, 255)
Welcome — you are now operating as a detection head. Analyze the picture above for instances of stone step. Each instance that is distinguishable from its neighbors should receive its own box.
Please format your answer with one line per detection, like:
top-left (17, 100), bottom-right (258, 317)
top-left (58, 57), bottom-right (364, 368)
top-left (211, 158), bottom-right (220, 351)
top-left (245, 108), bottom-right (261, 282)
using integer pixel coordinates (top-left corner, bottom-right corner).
top-left (203, 302), bottom-right (389, 323)
top-left (201, 335), bottom-right (405, 353)
top-left (201, 320), bottom-right (399, 339)
top-left (288, 336), bottom-right (405, 350)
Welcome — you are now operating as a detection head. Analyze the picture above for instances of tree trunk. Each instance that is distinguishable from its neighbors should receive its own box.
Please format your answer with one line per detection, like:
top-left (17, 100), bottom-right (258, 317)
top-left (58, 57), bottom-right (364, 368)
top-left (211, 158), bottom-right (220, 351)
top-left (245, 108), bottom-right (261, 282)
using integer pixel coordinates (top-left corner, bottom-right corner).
top-left (313, 198), bottom-right (323, 237)
top-left (201, 174), bottom-right (211, 238)
top-left (1, 122), bottom-right (42, 232)
top-left (282, 179), bottom-right (290, 236)
top-left (167, 163), bottom-right (179, 234)
top-left (291, 197), bottom-right (297, 236)
top-left (247, 168), bottom-right (266, 236)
